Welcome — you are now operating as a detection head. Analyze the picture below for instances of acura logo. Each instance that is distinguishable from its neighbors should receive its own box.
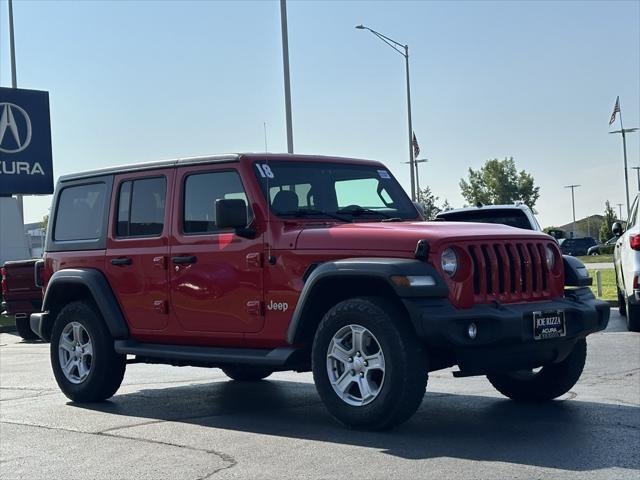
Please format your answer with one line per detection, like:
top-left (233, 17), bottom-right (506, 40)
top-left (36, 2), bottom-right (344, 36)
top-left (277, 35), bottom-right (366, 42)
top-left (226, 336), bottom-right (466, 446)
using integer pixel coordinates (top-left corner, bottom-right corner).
top-left (0, 102), bottom-right (32, 154)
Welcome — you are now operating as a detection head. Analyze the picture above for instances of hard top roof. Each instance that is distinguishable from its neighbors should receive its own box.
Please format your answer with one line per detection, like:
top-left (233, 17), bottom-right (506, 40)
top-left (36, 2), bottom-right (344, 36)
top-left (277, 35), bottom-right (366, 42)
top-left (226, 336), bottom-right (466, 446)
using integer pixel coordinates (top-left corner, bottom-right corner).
top-left (58, 153), bottom-right (382, 182)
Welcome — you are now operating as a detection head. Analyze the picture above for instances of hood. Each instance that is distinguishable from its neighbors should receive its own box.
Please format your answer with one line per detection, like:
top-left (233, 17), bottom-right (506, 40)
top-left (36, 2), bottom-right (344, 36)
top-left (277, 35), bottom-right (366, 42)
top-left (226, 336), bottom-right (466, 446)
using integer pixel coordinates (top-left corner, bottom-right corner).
top-left (295, 221), bottom-right (552, 252)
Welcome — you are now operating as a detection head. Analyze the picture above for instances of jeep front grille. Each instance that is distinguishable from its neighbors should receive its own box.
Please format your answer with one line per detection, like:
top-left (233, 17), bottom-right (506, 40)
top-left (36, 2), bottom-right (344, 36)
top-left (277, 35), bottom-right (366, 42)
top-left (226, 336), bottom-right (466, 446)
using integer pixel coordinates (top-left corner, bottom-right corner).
top-left (467, 241), bottom-right (552, 302)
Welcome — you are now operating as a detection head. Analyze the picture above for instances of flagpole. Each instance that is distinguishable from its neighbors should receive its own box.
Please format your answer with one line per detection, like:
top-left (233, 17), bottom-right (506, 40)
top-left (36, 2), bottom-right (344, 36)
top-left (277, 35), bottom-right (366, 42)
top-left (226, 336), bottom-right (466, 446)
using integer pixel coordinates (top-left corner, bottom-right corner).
top-left (8, 0), bottom-right (24, 225)
top-left (618, 108), bottom-right (630, 218)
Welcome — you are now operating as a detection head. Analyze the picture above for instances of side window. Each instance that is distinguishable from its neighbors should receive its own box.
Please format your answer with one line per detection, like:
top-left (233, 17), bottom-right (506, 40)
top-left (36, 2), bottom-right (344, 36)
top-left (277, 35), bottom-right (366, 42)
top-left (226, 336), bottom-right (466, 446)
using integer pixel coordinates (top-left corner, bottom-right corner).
top-left (183, 171), bottom-right (251, 234)
top-left (116, 177), bottom-right (166, 237)
top-left (54, 183), bottom-right (107, 241)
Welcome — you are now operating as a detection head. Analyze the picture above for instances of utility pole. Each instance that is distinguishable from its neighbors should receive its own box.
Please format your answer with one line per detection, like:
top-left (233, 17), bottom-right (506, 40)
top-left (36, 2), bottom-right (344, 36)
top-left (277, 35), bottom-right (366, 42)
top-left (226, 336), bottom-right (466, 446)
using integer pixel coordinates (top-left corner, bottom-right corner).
top-left (280, 0), bottom-right (294, 153)
top-left (564, 184), bottom-right (580, 237)
top-left (632, 166), bottom-right (640, 192)
top-left (7, 0), bottom-right (24, 225)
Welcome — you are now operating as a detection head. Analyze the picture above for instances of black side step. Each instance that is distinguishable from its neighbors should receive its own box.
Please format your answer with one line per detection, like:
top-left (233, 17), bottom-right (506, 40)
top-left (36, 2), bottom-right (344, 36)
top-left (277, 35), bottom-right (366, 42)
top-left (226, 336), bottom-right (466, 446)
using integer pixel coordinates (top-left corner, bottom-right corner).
top-left (115, 339), bottom-right (303, 369)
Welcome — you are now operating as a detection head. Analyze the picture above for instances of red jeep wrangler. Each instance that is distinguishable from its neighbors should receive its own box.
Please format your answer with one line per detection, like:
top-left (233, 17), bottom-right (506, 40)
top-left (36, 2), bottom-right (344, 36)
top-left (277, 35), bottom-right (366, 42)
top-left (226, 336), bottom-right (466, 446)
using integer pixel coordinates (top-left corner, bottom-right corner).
top-left (30, 154), bottom-right (609, 429)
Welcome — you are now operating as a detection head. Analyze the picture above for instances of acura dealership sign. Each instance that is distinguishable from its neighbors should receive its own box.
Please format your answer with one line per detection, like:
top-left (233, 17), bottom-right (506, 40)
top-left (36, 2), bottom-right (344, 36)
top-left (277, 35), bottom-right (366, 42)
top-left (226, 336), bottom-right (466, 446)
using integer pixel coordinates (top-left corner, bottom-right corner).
top-left (0, 87), bottom-right (53, 195)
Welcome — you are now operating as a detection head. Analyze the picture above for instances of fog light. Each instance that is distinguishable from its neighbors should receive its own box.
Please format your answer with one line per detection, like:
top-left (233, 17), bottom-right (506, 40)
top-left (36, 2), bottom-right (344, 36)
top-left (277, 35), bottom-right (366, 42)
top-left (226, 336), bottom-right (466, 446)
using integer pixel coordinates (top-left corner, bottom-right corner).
top-left (467, 323), bottom-right (477, 339)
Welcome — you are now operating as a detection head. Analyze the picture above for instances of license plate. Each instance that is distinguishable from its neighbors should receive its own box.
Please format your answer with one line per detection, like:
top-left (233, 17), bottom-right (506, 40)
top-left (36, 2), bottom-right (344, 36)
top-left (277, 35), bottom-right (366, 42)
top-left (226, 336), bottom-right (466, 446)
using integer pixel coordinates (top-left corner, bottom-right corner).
top-left (533, 310), bottom-right (566, 340)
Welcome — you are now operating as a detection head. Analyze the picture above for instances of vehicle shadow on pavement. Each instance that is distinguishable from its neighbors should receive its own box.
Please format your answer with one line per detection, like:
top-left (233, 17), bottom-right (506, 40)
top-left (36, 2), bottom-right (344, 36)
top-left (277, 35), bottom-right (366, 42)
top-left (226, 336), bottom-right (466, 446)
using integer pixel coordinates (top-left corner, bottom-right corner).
top-left (73, 377), bottom-right (640, 472)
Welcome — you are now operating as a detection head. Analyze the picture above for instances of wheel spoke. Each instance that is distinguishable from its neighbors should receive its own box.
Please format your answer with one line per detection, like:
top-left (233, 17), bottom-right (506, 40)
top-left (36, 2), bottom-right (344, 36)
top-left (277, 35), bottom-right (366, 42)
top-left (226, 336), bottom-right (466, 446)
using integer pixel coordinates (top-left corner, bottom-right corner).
top-left (82, 342), bottom-right (93, 358)
top-left (63, 358), bottom-right (76, 376)
top-left (77, 360), bottom-right (89, 380)
top-left (72, 324), bottom-right (83, 344)
top-left (364, 351), bottom-right (384, 371)
top-left (357, 376), bottom-right (375, 402)
top-left (59, 337), bottom-right (75, 353)
top-left (328, 342), bottom-right (351, 365)
top-left (333, 370), bottom-right (354, 395)
top-left (350, 326), bottom-right (365, 353)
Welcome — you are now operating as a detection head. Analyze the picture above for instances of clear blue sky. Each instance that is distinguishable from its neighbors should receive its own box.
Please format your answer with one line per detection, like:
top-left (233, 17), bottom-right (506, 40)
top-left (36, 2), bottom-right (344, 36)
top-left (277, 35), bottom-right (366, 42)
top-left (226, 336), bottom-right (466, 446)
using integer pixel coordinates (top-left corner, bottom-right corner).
top-left (2, 0), bottom-right (639, 228)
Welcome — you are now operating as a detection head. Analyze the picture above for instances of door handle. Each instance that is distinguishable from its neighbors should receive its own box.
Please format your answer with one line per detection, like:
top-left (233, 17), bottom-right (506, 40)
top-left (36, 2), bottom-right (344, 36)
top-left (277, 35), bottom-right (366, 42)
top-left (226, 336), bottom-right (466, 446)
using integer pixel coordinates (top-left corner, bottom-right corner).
top-left (110, 257), bottom-right (132, 266)
top-left (172, 255), bottom-right (197, 265)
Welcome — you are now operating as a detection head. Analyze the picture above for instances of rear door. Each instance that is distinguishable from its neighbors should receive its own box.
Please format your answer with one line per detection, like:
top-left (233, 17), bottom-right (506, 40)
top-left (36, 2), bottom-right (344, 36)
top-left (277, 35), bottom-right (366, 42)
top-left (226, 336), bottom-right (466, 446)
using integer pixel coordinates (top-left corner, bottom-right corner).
top-left (104, 170), bottom-right (173, 332)
top-left (168, 164), bottom-right (264, 334)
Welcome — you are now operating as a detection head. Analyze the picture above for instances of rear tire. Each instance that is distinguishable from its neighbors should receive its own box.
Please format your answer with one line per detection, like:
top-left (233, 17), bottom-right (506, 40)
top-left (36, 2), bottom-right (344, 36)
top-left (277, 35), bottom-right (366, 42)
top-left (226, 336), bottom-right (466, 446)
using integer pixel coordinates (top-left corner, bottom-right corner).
top-left (16, 317), bottom-right (39, 340)
top-left (312, 297), bottom-right (427, 430)
top-left (487, 339), bottom-right (586, 402)
top-left (50, 300), bottom-right (126, 402)
top-left (625, 298), bottom-right (640, 332)
top-left (618, 288), bottom-right (627, 317)
top-left (222, 365), bottom-right (273, 381)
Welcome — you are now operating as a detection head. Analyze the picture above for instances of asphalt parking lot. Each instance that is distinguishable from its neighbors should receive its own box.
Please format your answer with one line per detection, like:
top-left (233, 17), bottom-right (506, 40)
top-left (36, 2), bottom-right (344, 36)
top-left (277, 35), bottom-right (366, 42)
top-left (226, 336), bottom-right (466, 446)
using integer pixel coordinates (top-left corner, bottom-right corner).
top-left (1, 309), bottom-right (638, 480)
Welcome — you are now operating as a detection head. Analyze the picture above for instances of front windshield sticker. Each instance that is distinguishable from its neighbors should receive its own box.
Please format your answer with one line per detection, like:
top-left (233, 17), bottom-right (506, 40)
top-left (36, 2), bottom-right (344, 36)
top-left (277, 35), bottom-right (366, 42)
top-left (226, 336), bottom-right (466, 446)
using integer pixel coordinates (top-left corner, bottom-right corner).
top-left (256, 164), bottom-right (275, 179)
top-left (378, 170), bottom-right (390, 179)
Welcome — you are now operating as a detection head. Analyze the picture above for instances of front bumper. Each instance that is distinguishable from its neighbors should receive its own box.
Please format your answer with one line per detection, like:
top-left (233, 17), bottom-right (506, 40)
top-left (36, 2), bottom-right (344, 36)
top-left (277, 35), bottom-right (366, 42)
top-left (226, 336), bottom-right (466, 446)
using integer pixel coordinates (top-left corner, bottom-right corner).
top-left (403, 287), bottom-right (610, 375)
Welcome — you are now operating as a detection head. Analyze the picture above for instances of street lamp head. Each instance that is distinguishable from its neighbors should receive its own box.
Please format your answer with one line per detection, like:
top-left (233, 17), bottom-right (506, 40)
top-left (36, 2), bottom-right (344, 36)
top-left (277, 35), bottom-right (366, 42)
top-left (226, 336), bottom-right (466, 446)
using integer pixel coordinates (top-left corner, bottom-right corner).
top-left (355, 24), bottom-right (366, 30)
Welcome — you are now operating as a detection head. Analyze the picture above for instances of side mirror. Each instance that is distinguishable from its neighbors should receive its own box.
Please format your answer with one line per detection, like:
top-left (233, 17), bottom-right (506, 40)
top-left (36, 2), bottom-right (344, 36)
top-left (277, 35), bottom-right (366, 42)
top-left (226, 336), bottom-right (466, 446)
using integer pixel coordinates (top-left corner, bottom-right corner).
top-left (612, 221), bottom-right (623, 237)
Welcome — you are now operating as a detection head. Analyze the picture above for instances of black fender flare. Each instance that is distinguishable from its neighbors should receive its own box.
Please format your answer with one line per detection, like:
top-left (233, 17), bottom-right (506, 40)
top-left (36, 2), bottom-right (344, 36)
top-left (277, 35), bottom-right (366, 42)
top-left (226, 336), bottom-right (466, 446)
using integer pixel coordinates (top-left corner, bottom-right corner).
top-left (42, 268), bottom-right (129, 339)
top-left (563, 255), bottom-right (593, 287)
top-left (286, 258), bottom-right (448, 344)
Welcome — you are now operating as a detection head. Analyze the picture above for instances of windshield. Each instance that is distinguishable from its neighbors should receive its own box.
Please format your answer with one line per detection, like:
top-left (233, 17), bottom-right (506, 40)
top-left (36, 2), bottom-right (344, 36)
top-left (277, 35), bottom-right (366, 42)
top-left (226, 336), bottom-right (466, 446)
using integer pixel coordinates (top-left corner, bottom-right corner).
top-left (437, 208), bottom-right (533, 230)
top-left (253, 161), bottom-right (419, 221)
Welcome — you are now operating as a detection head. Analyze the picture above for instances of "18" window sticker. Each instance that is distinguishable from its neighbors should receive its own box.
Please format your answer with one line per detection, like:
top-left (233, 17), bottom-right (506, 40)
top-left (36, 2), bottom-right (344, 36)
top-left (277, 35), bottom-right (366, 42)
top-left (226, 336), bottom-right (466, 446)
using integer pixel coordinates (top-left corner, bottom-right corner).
top-left (256, 164), bottom-right (275, 179)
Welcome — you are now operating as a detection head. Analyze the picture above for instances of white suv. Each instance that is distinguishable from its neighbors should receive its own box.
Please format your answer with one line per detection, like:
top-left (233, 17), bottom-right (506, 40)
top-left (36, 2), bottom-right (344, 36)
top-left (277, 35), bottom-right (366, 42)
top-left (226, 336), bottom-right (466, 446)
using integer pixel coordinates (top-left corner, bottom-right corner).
top-left (434, 203), bottom-right (542, 231)
top-left (613, 195), bottom-right (640, 332)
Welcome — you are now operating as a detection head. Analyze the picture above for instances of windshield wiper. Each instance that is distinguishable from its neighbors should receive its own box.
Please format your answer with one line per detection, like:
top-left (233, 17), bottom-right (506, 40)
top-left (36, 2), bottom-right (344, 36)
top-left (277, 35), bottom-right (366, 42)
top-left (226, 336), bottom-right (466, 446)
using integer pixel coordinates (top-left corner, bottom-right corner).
top-left (335, 206), bottom-right (395, 219)
top-left (278, 208), bottom-right (351, 222)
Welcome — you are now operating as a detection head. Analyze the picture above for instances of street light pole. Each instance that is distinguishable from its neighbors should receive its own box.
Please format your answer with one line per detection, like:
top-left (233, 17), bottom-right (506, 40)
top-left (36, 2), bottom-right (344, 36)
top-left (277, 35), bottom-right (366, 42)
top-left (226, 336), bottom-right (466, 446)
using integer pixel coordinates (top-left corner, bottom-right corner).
top-left (280, 0), bottom-right (294, 153)
top-left (564, 184), bottom-right (580, 238)
top-left (632, 166), bottom-right (640, 192)
top-left (356, 24), bottom-right (416, 200)
top-left (617, 203), bottom-right (624, 220)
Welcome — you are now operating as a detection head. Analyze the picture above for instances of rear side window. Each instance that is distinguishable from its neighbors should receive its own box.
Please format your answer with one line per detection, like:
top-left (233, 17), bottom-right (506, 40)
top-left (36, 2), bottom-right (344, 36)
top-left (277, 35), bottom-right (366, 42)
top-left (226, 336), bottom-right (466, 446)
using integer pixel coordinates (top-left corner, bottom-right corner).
top-left (54, 183), bottom-right (107, 241)
top-left (116, 177), bottom-right (167, 237)
top-left (183, 171), bottom-right (251, 234)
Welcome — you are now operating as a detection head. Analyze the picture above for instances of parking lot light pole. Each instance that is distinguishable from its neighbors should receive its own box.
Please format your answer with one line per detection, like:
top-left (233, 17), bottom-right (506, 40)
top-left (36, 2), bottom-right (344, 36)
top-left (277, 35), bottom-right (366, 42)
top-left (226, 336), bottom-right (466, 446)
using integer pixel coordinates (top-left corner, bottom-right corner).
top-left (564, 184), bottom-right (580, 237)
top-left (632, 166), bottom-right (640, 192)
top-left (356, 24), bottom-right (416, 201)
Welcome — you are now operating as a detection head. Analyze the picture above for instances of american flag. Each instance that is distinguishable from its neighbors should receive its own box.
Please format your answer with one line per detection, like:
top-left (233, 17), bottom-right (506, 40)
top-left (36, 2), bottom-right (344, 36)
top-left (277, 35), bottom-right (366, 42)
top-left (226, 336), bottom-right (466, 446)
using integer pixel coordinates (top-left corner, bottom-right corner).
top-left (412, 132), bottom-right (420, 158)
top-left (609, 96), bottom-right (620, 125)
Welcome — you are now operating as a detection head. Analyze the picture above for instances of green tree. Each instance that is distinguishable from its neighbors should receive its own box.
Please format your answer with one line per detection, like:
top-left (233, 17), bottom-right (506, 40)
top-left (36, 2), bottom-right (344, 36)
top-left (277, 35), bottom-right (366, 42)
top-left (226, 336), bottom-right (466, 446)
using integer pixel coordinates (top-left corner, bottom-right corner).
top-left (459, 157), bottom-right (540, 209)
top-left (41, 215), bottom-right (49, 232)
top-left (599, 201), bottom-right (616, 243)
top-left (417, 186), bottom-right (441, 220)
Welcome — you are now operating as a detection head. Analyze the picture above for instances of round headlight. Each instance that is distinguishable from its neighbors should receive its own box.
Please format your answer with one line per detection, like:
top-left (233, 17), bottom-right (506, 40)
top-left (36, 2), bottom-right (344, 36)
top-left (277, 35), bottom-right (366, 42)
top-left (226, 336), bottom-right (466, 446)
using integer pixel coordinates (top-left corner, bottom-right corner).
top-left (441, 248), bottom-right (458, 277)
top-left (545, 246), bottom-right (555, 270)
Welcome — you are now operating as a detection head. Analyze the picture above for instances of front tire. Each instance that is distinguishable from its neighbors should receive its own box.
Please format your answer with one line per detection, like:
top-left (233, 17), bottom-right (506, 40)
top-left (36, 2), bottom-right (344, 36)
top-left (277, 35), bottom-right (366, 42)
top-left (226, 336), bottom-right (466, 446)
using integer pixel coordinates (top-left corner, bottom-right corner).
top-left (50, 301), bottom-right (126, 402)
top-left (487, 338), bottom-right (587, 402)
top-left (16, 316), bottom-right (39, 340)
top-left (312, 297), bottom-right (427, 430)
top-left (222, 365), bottom-right (273, 381)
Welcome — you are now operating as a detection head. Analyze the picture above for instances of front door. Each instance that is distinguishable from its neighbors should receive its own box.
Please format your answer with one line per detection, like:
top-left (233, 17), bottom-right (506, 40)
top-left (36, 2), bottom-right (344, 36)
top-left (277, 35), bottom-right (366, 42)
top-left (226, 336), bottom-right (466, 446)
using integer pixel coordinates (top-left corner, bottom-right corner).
top-left (104, 170), bottom-right (173, 332)
top-left (169, 165), bottom-right (264, 334)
